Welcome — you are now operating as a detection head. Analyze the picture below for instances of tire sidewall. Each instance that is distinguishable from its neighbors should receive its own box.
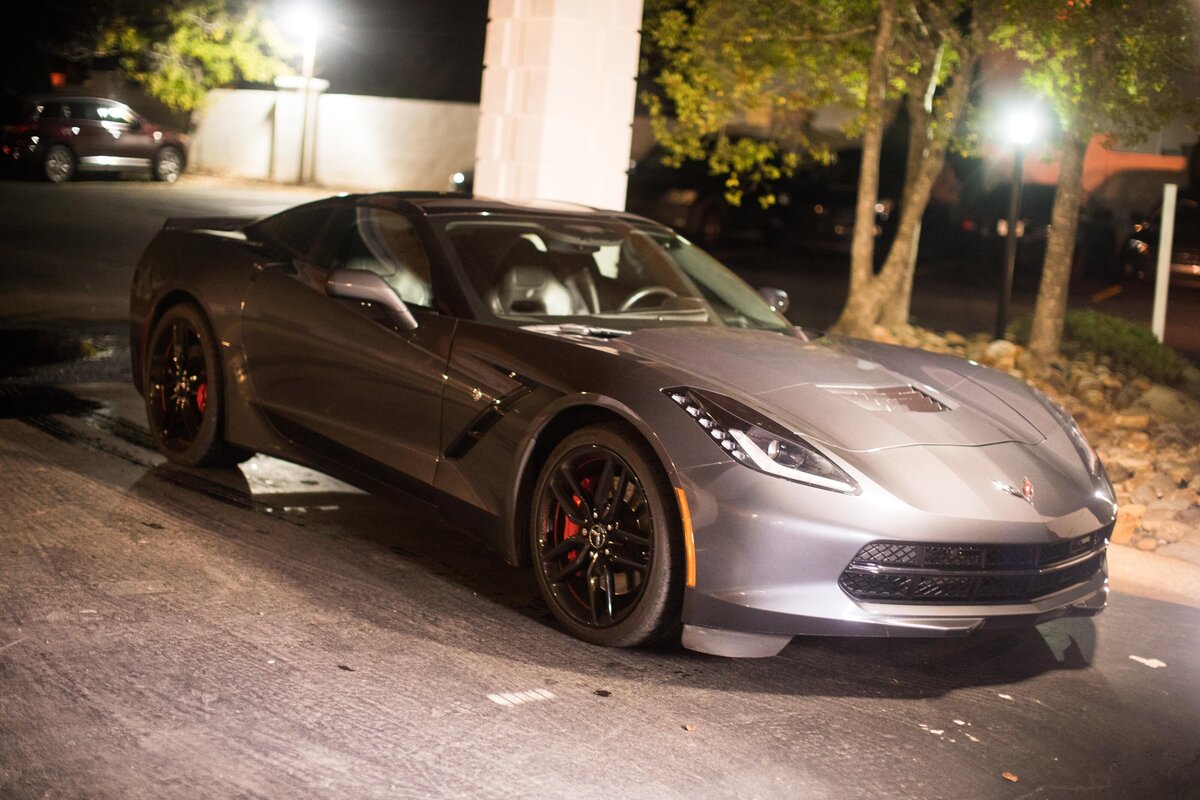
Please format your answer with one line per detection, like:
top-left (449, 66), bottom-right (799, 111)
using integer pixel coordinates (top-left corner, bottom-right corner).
top-left (43, 144), bottom-right (75, 183)
top-left (154, 146), bottom-right (184, 183)
top-left (143, 303), bottom-right (225, 465)
top-left (530, 423), bottom-right (682, 648)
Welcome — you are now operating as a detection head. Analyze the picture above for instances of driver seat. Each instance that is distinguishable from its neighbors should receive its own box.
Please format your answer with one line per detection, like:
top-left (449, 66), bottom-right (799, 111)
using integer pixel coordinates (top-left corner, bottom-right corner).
top-left (487, 239), bottom-right (583, 316)
top-left (489, 264), bottom-right (577, 316)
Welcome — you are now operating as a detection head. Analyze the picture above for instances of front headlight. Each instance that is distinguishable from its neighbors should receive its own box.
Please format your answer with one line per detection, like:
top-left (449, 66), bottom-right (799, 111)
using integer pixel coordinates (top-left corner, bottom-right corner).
top-left (666, 388), bottom-right (859, 494)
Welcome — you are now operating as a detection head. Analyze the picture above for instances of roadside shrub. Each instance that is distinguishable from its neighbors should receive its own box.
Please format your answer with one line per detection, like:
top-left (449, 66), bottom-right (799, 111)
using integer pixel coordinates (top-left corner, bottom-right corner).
top-left (1012, 310), bottom-right (1185, 384)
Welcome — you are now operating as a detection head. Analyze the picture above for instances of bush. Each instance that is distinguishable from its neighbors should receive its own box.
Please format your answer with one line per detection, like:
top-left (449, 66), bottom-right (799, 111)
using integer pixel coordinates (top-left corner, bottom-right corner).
top-left (1012, 310), bottom-right (1185, 384)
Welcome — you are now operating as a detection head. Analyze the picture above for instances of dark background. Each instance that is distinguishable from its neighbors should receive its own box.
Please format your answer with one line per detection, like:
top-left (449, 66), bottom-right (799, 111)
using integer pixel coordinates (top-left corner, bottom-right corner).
top-left (0, 0), bottom-right (490, 103)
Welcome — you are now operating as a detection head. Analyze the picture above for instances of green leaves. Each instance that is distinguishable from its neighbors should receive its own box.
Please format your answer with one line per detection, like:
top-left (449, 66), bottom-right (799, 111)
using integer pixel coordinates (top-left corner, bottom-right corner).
top-left (991, 0), bottom-right (1199, 145)
top-left (95, 0), bottom-right (292, 112)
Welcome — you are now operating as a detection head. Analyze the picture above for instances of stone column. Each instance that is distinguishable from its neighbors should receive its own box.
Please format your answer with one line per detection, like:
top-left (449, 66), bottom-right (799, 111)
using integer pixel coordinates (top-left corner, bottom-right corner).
top-left (475, 0), bottom-right (644, 210)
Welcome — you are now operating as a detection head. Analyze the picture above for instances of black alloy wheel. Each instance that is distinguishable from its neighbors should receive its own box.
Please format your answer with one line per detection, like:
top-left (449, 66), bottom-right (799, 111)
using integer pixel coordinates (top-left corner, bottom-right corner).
top-left (531, 424), bottom-right (682, 647)
top-left (143, 303), bottom-right (245, 467)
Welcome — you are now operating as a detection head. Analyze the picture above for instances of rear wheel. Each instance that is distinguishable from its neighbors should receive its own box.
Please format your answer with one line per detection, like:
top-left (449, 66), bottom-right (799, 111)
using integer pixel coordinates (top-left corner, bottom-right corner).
top-left (153, 146), bottom-right (184, 183)
top-left (530, 424), bottom-right (682, 647)
top-left (42, 144), bottom-right (75, 183)
top-left (143, 302), bottom-right (246, 466)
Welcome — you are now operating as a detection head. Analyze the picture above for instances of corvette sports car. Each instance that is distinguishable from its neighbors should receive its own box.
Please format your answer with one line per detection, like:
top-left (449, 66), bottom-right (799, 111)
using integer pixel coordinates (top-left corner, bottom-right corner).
top-left (130, 192), bottom-right (1116, 657)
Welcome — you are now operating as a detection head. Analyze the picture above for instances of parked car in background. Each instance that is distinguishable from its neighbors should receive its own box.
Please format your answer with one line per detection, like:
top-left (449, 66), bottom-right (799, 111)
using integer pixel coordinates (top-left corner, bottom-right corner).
top-left (786, 148), bottom-right (905, 256)
top-left (624, 145), bottom-right (796, 248)
top-left (958, 183), bottom-right (1059, 280)
top-left (0, 96), bottom-right (187, 184)
top-left (1122, 192), bottom-right (1200, 288)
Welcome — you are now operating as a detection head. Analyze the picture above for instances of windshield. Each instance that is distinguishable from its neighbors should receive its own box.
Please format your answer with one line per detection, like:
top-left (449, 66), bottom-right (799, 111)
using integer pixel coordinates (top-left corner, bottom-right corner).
top-left (434, 215), bottom-right (791, 332)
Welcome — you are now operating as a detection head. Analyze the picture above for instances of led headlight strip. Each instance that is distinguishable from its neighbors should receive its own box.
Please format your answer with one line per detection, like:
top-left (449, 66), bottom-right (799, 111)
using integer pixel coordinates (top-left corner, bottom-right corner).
top-left (665, 388), bottom-right (859, 494)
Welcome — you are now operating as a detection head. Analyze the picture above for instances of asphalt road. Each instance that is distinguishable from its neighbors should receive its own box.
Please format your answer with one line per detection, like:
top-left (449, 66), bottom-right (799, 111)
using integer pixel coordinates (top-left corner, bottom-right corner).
top-left (0, 385), bottom-right (1198, 799)
top-left (1, 176), bottom-right (1198, 798)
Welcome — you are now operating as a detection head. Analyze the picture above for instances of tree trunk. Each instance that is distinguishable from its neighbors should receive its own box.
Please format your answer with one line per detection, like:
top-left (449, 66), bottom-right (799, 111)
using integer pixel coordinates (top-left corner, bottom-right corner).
top-left (834, 52), bottom-right (977, 338)
top-left (881, 88), bottom-right (936, 326)
top-left (1028, 133), bottom-right (1088, 363)
top-left (847, 0), bottom-right (897, 298)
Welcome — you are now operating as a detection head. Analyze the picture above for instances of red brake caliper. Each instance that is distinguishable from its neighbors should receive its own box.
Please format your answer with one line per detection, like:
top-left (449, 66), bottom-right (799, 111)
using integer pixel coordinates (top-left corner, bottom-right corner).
top-left (558, 476), bottom-right (594, 567)
top-left (196, 383), bottom-right (207, 415)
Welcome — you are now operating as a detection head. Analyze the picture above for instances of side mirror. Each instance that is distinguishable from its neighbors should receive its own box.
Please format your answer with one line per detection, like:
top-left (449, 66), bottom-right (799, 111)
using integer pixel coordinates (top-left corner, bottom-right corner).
top-left (326, 268), bottom-right (418, 331)
top-left (758, 286), bottom-right (790, 314)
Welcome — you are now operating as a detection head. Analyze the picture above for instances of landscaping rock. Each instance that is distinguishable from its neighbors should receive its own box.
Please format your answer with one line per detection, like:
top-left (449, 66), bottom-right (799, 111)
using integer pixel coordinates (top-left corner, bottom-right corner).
top-left (1134, 385), bottom-right (1200, 425)
top-left (1157, 521), bottom-right (1193, 543)
top-left (1113, 414), bottom-right (1151, 431)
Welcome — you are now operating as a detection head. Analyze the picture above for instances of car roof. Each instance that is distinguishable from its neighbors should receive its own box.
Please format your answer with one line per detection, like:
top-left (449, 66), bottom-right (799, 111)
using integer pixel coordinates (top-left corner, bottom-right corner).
top-left (24, 96), bottom-right (131, 106)
top-left (346, 191), bottom-right (654, 224)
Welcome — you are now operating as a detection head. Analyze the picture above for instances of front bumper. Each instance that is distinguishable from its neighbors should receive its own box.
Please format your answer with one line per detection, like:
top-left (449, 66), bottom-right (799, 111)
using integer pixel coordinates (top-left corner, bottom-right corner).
top-left (675, 458), bottom-right (1114, 658)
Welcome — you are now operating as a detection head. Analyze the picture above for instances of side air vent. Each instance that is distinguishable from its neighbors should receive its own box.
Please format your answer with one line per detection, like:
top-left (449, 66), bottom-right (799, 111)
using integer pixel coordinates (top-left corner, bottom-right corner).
top-left (821, 385), bottom-right (949, 413)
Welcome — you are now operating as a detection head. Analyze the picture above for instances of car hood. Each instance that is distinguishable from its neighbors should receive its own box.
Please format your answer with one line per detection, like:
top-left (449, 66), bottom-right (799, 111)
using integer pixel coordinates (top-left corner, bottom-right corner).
top-left (604, 326), bottom-right (1052, 453)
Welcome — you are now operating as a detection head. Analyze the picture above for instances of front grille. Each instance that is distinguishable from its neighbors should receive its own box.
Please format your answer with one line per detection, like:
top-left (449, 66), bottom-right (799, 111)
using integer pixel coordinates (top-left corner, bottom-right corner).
top-left (839, 528), bottom-right (1108, 604)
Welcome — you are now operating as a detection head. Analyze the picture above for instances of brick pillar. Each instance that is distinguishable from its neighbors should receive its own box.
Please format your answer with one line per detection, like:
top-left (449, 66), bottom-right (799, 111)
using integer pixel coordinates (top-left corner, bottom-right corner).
top-left (475, 0), bottom-right (644, 210)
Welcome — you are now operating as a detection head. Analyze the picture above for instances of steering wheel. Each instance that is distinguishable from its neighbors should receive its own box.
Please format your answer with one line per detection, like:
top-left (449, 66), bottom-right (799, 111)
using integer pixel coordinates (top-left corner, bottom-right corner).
top-left (619, 286), bottom-right (678, 311)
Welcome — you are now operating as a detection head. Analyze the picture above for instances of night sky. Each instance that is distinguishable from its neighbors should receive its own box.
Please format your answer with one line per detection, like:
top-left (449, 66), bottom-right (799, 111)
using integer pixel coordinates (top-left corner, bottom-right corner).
top-left (0, 0), bottom-right (490, 104)
top-left (311, 0), bottom-right (488, 102)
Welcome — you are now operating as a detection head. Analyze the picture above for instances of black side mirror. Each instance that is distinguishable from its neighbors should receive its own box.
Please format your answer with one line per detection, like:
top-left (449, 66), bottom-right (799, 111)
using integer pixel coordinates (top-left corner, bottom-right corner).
top-left (758, 286), bottom-right (790, 314)
top-left (326, 269), bottom-right (418, 331)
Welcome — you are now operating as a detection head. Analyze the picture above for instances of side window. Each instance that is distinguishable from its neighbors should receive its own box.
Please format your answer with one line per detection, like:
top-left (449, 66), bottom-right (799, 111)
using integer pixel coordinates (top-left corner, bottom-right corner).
top-left (251, 204), bottom-right (335, 258)
top-left (329, 207), bottom-right (434, 308)
top-left (39, 103), bottom-right (68, 119)
top-left (74, 103), bottom-right (102, 121)
top-left (96, 104), bottom-right (136, 124)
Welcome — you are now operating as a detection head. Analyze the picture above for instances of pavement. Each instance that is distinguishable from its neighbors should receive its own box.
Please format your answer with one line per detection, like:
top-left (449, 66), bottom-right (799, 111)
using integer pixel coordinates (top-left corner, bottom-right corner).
top-left (2, 174), bottom-right (1199, 798)
top-left (1, 383), bottom-right (1199, 799)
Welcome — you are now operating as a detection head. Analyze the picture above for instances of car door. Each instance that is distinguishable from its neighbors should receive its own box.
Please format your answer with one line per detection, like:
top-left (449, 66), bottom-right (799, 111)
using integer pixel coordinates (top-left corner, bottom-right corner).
top-left (93, 102), bottom-right (156, 167)
top-left (65, 101), bottom-right (116, 164)
top-left (239, 200), bottom-right (455, 495)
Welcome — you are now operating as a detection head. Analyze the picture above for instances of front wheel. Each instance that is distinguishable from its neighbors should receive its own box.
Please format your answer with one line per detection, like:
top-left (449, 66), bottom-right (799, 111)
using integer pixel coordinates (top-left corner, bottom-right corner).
top-left (143, 302), bottom-right (246, 466)
top-left (43, 144), bottom-right (75, 183)
top-left (530, 424), bottom-right (682, 648)
top-left (153, 146), bottom-right (184, 183)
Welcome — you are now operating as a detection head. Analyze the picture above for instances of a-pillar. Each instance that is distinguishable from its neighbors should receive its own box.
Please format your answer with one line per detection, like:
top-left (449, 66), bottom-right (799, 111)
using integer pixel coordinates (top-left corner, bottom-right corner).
top-left (475, 0), bottom-right (644, 210)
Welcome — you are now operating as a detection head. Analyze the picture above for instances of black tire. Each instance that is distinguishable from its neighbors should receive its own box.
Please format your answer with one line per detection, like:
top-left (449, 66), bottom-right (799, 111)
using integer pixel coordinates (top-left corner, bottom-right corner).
top-left (153, 146), bottom-right (184, 183)
top-left (530, 423), bottom-right (683, 648)
top-left (42, 144), bottom-right (75, 183)
top-left (143, 302), bottom-right (247, 467)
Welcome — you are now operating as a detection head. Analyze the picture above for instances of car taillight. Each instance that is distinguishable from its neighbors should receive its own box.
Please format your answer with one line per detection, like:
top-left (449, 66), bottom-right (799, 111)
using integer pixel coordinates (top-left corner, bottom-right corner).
top-left (960, 219), bottom-right (976, 232)
top-left (3, 124), bottom-right (36, 135)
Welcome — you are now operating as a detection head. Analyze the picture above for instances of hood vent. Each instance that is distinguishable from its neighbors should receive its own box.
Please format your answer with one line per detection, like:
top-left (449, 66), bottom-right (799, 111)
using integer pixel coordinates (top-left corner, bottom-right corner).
top-left (820, 385), bottom-right (949, 413)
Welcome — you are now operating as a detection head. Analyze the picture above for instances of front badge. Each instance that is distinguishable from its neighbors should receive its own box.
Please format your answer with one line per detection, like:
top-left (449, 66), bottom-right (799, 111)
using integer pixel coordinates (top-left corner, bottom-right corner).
top-left (993, 476), bottom-right (1035, 505)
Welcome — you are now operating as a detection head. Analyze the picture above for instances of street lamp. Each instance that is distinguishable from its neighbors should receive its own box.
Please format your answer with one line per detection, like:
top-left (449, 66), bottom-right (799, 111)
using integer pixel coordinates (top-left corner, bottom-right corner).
top-left (994, 105), bottom-right (1043, 340)
top-left (290, 6), bottom-right (321, 184)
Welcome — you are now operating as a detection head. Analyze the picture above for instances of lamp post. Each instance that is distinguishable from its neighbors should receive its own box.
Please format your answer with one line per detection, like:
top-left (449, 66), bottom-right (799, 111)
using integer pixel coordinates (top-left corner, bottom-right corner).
top-left (293, 8), bottom-right (320, 185)
top-left (994, 107), bottom-right (1041, 340)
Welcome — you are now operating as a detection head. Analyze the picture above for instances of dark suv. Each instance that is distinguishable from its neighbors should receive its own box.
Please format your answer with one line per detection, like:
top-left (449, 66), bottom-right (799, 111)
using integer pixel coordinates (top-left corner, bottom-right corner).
top-left (0, 96), bottom-right (187, 184)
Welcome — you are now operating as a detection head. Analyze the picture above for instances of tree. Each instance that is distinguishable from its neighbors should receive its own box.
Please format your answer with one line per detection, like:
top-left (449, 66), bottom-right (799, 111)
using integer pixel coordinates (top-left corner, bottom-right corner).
top-left (993, 0), bottom-right (1199, 362)
top-left (50, 0), bottom-right (290, 113)
top-left (643, 1), bottom-right (1004, 336)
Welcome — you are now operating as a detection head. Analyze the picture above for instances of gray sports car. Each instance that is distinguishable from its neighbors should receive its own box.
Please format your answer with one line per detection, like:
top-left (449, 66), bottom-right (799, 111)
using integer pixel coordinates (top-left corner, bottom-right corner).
top-left (130, 192), bottom-right (1116, 657)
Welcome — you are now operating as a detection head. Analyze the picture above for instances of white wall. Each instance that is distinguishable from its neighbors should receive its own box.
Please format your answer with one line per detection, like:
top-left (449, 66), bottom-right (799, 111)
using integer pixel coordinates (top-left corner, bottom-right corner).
top-left (474, 0), bottom-right (644, 210)
top-left (189, 89), bottom-right (479, 191)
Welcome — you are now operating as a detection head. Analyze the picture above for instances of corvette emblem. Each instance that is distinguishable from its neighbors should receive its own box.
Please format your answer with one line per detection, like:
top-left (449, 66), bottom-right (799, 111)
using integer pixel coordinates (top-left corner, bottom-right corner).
top-left (993, 477), bottom-right (1035, 505)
